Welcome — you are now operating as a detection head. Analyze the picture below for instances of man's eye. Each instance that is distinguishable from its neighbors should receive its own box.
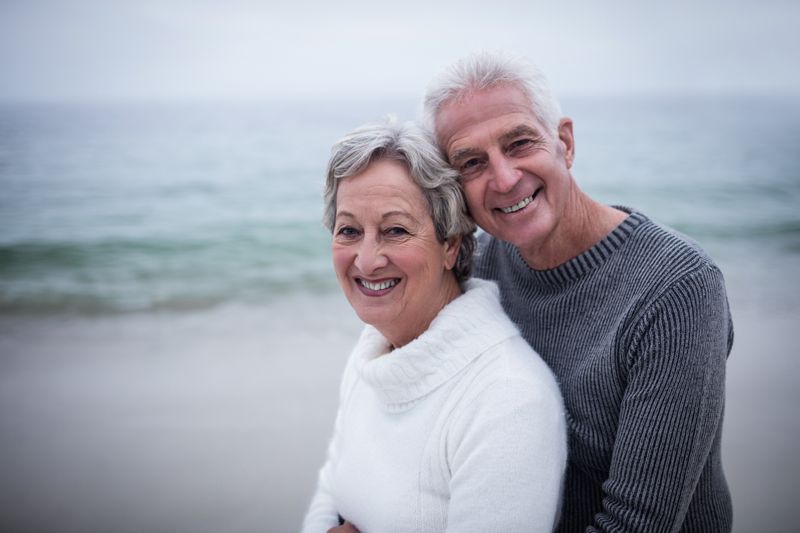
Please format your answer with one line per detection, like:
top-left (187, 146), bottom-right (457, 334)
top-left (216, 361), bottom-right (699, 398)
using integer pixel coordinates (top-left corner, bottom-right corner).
top-left (458, 158), bottom-right (485, 177)
top-left (509, 138), bottom-right (538, 153)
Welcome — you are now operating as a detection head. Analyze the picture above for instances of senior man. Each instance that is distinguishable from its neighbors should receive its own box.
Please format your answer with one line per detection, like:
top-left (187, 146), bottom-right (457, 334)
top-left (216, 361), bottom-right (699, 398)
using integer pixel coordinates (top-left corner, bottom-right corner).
top-left (424, 52), bottom-right (733, 532)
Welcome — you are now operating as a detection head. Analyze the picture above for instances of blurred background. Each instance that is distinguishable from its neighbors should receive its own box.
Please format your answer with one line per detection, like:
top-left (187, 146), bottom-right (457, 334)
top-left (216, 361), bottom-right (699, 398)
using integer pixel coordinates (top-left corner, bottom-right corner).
top-left (1, 1), bottom-right (798, 531)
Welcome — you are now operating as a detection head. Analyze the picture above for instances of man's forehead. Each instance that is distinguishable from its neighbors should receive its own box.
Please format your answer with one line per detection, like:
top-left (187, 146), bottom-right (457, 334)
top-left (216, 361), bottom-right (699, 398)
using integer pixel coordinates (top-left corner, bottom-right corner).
top-left (434, 85), bottom-right (542, 148)
top-left (434, 85), bottom-right (538, 132)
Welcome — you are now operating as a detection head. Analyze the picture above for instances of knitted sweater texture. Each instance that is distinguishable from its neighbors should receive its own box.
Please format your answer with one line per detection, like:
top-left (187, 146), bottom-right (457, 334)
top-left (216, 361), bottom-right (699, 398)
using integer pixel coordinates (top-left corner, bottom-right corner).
top-left (302, 279), bottom-right (567, 533)
top-left (475, 209), bottom-right (734, 532)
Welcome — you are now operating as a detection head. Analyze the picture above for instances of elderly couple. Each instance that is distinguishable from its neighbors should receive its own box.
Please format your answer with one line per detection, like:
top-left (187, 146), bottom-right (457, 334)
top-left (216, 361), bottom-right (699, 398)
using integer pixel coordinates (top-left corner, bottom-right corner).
top-left (301, 52), bottom-right (733, 532)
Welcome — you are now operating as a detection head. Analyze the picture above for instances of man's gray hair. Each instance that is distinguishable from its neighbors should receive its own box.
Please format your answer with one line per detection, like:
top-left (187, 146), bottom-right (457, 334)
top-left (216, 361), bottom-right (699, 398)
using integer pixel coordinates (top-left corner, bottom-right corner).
top-left (423, 50), bottom-right (562, 136)
top-left (323, 119), bottom-right (476, 283)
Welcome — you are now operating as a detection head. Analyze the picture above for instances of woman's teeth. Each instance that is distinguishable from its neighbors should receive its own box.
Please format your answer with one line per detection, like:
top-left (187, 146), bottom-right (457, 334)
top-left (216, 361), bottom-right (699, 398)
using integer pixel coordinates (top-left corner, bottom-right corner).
top-left (360, 279), bottom-right (398, 291)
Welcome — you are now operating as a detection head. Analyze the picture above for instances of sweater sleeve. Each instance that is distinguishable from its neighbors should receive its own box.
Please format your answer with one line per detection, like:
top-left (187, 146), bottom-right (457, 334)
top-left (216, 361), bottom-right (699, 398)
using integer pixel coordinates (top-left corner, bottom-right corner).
top-left (300, 352), bottom-right (361, 533)
top-left (588, 265), bottom-right (732, 532)
top-left (445, 363), bottom-right (568, 533)
top-left (300, 446), bottom-right (340, 533)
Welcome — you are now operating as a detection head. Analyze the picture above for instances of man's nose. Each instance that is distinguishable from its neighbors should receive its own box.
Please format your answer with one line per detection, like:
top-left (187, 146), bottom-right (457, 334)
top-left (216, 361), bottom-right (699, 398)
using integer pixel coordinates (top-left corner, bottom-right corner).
top-left (354, 238), bottom-right (389, 273)
top-left (488, 156), bottom-right (520, 193)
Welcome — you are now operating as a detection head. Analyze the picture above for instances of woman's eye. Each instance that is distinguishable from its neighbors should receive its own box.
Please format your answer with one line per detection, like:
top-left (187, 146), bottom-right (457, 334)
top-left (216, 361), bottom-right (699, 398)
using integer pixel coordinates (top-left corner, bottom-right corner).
top-left (336, 226), bottom-right (360, 238)
top-left (386, 227), bottom-right (409, 237)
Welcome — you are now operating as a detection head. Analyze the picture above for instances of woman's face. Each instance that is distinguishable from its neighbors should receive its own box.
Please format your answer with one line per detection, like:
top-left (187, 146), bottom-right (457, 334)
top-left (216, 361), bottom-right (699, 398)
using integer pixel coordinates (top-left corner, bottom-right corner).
top-left (332, 158), bottom-right (461, 348)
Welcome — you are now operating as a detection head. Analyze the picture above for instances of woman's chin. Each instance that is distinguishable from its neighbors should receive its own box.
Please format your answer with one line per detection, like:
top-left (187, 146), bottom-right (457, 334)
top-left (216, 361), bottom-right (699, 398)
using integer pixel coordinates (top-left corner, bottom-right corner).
top-left (355, 310), bottom-right (391, 331)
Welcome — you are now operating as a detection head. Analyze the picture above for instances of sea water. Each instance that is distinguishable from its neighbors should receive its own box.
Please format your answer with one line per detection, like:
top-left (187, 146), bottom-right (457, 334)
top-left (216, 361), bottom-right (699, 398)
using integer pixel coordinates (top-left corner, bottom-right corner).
top-left (1, 95), bottom-right (799, 315)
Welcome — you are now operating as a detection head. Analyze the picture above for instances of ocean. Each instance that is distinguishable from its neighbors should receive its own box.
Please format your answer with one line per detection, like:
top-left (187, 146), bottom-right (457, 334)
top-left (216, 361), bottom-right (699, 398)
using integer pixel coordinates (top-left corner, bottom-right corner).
top-left (1, 95), bottom-right (798, 315)
top-left (1, 95), bottom-right (799, 532)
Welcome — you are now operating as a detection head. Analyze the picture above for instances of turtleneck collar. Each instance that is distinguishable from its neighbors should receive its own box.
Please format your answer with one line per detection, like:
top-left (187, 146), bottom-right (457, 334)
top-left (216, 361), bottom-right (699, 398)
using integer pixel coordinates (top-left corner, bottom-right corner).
top-left (352, 278), bottom-right (519, 412)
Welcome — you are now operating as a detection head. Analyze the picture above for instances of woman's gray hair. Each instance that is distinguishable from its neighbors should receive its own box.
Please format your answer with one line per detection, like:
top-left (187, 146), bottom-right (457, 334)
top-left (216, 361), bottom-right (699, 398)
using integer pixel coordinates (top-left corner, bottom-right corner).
top-left (323, 119), bottom-right (476, 283)
top-left (423, 50), bottom-right (562, 136)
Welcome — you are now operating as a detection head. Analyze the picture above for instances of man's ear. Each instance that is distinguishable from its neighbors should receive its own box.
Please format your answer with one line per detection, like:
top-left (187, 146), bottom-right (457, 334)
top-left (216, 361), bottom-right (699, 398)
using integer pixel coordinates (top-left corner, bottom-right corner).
top-left (558, 118), bottom-right (575, 169)
top-left (443, 235), bottom-right (462, 270)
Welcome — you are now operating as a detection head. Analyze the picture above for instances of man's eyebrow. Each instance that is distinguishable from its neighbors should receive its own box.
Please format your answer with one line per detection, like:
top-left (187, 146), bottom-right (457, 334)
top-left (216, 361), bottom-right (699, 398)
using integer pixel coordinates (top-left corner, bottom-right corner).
top-left (499, 124), bottom-right (545, 144)
top-left (449, 125), bottom-right (546, 163)
top-left (449, 147), bottom-right (483, 164)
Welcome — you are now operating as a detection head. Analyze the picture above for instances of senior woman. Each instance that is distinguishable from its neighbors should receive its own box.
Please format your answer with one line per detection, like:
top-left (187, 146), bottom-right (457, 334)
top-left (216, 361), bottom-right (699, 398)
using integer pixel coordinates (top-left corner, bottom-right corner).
top-left (301, 120), bottom-right (567, 533)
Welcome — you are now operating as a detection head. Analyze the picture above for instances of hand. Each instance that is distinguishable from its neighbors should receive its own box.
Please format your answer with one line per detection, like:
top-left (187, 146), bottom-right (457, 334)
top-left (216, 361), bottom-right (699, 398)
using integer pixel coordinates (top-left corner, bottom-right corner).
top-left (327, 521), bottom-right (360, 533)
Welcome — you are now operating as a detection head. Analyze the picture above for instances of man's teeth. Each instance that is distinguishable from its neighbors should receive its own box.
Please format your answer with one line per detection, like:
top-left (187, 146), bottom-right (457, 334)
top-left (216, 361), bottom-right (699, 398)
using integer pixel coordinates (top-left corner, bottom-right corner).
top-left (360, 279), bottom-right (398, 291)
top-left (501, 195), bottom-right (533, 214)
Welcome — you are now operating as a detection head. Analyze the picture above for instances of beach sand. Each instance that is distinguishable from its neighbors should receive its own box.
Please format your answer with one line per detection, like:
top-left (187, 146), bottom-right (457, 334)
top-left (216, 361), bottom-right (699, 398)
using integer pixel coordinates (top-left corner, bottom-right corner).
top-left (0, 290), bottom-right (797, 533)
top-left (0, 292), bottom-right (361, 533)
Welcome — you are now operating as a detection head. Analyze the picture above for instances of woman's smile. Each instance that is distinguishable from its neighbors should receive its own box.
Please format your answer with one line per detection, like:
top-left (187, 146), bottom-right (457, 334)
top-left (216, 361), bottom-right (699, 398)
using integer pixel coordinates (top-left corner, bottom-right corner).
top-left (356, 277), bottom-right (401, 294)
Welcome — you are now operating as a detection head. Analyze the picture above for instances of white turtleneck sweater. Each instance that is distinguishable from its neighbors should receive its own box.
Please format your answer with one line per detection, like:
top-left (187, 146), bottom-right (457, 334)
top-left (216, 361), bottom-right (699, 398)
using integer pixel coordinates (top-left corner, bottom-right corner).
top-left (301, 279), bottom-right (567, 533)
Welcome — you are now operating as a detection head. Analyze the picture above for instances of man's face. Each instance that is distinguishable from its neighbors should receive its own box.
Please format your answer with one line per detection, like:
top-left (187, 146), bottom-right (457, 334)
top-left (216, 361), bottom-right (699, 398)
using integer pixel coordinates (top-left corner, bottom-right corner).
top-left (435, 84), bottom-right (575, 258)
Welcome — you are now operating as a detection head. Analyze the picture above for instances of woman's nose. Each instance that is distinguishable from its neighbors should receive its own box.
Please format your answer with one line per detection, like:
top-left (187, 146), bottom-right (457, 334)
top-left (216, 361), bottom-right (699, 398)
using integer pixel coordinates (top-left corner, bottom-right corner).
top-left (353, 239), bottom-right (389, 273)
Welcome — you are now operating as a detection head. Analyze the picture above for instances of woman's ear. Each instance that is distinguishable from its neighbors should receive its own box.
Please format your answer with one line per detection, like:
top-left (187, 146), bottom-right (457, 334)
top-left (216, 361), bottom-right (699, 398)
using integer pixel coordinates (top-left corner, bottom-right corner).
top-left (443, 235), bottom-right (462, 270)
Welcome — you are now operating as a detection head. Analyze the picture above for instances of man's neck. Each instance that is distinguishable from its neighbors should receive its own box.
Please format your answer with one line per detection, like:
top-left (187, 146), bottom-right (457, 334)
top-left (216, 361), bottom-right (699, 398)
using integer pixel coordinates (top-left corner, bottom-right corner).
top-left (519, 185), bottom-right (627, 270)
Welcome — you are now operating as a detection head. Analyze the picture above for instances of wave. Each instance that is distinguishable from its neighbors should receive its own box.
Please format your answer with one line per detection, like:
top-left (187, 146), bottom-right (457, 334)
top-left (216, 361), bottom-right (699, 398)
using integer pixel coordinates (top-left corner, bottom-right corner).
top-left (0, 233), bottom-right (338, 315)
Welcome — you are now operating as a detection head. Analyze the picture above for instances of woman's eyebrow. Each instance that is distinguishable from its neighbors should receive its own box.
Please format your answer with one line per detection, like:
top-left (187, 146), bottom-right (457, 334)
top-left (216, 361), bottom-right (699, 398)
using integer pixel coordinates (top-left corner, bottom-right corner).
top-left (336, 210), bottom-right (417, 223)
top-left (381, 211), bottom-right (417, 223)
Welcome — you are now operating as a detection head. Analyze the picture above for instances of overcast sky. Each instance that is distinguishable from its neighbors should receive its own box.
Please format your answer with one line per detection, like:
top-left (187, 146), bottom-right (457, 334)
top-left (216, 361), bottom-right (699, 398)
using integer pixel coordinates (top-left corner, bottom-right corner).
top-left (1, 0), bottom-right (798, 102)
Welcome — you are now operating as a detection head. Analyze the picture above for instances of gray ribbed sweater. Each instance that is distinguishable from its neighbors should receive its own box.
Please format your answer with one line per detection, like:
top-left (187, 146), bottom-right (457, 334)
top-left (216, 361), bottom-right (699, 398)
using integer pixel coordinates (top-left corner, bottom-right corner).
top-left (474, 209), bottom-right (733, 532)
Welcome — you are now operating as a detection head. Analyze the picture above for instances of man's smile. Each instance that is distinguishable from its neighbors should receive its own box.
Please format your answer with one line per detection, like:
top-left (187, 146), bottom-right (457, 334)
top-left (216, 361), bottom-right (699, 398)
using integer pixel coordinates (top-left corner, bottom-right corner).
top-left (498, 187), bottom-right (542, 214)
